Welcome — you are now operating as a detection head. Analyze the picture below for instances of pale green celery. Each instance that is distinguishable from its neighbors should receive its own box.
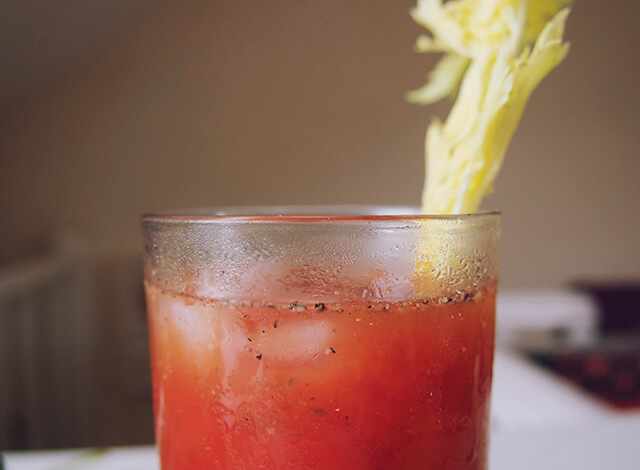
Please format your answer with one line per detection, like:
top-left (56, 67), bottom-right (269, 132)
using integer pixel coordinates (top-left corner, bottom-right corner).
top-left (406, 53), bottom-right (469, 105)
top-left (408, 0), bottom-right (571, 213)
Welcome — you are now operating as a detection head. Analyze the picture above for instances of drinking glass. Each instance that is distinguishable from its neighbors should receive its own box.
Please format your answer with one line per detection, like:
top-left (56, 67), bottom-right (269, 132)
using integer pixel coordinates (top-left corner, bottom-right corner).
top-left (142, 206), bottom-right (500, 469)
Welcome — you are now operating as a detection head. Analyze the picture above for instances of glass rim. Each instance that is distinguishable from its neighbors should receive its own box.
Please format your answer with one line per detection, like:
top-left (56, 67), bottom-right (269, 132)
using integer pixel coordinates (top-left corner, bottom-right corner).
top-left (141, 205), bottom-right (500, 225)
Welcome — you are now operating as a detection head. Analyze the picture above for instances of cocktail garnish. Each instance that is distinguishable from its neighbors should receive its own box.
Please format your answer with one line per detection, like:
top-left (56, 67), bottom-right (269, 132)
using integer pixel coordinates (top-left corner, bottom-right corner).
top-left (408, 0), bottom-right (571, 214)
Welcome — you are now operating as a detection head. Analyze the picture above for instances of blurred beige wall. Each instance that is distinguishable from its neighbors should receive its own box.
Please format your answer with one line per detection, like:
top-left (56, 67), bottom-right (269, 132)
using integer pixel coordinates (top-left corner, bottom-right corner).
top-left (1, 0), bottom-right (639, 289)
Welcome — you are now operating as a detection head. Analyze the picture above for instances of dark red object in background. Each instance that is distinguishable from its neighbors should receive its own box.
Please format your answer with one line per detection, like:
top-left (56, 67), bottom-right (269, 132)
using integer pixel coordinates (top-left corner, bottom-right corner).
top-left (531, 338), bottom-right (640, 410)
top-left (530, 283), bottom-right (640, 410)
top-left (574, 283), bottom-right (640, 335)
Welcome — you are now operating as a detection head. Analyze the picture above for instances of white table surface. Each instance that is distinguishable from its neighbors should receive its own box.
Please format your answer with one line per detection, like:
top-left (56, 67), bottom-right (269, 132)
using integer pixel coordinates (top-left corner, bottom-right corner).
top-left (4, 348), bottom-right (640, 469)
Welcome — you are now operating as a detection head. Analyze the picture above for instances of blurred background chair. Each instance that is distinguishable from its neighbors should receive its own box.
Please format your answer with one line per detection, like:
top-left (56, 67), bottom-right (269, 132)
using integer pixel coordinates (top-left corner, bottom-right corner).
top-left (0, 235), bottom-right (95, 449)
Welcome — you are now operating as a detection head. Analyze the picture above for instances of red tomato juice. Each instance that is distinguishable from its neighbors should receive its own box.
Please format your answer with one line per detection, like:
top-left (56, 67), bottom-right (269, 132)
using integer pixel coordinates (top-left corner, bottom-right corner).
top-left (146, 284), bottom-right (495, 469)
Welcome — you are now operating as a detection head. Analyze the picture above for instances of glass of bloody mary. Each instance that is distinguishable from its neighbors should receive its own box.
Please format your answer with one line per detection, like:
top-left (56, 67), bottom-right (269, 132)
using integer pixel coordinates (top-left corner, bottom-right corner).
top-left (142, 206), bottom-right (500, 469)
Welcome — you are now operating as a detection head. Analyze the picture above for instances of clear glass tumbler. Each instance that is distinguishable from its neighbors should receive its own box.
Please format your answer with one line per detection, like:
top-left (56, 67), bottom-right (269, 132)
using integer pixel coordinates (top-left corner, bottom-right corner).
top-left (141, 206), bottom-right (500, 469)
